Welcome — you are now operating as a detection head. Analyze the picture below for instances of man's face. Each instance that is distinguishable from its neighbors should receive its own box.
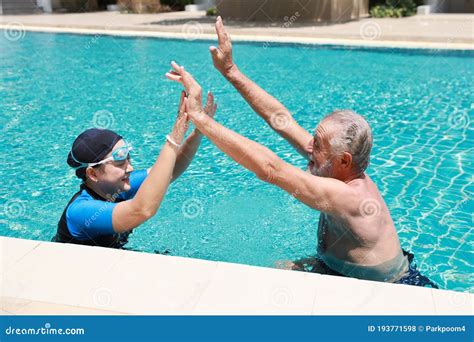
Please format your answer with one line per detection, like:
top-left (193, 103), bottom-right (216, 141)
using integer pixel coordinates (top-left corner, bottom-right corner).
top-left (92, 140), bottom-right (134, 195)
top-left (307, 122), bottom-right (335, 178)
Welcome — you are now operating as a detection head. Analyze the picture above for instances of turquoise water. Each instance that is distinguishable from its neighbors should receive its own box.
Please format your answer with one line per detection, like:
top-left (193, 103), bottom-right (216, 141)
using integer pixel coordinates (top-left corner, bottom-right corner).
top-left (1, 31), bottom-right (472, 292)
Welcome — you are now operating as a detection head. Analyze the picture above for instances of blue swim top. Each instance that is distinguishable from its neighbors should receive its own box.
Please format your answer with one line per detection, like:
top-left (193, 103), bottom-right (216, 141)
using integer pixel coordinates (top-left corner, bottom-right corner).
top-left (53, 169), bottom-right (148, 248)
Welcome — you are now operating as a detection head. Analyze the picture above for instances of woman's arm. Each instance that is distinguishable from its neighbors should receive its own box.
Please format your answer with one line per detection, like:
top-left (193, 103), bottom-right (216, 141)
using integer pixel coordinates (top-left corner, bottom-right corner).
top-left (112, 92), bottom-right (190, 233)
top-left (170, 130), bottom-right (202, 182)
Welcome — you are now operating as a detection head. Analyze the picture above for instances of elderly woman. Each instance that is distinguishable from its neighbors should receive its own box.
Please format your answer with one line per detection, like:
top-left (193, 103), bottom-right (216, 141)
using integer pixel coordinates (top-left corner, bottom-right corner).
top-left (53, 92), bottom-right (216, 249)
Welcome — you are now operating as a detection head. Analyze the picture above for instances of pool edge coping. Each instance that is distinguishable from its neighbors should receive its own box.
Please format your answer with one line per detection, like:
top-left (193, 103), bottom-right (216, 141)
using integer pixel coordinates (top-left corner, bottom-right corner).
top-left (1, 236), bottom-right (472, 315)
top-left (1, 24), bottom-right (473, 51)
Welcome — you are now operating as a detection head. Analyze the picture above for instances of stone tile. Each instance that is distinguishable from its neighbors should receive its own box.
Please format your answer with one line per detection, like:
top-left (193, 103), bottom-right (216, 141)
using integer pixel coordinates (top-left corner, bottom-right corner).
top-left (0, 296), bottom-right (32, 314)
top-left (15, 301), bottom-right (126, 315)
top-left (0, 12), bottom-right (472, 47)
top-left (1, 241), bottom-right (124, 306)
top-left (0, 237), bottom-right (41, 277)
top-left (1, 238), bottom-right (469, 316)
top-left (193, 262), bottom-right (318, 315)
top-left (431, 288), bottom-right (473, 315)
top-left (312, 275), bottom-right (436, 315)
top-left (78, 251), bottom-right (218, 315)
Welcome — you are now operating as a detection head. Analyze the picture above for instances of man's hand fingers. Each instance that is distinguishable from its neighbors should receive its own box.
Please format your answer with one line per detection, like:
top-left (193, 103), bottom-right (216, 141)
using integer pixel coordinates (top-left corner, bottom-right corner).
top-left (166, 71), bottom-right (194, 94)
top-left (215, 16), bottom-right (227, 47)
top-left (165, 72), bottom-right (182, 83)
top-left (167, 62), bottom-right (202, 106)
top-left (166, 69), bottom-right (182, 82)
top-left (169, 62), bottom-right (196, 90)
top-left (171, 61), bottom-right (184, 74)
top-left (180, 71), bottom-right (201, 93)
top-left (210, 46), bottom-right (219, 58)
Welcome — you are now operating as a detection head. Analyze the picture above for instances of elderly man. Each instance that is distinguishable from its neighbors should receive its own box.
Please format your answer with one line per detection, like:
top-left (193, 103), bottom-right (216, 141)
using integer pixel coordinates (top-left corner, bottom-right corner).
top-left (166, 18), bottom-right (437, 287)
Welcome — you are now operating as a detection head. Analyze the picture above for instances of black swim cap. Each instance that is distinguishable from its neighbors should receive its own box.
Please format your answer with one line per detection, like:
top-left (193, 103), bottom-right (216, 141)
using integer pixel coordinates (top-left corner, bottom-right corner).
top-left (67, 128), bottom-right (123, 180)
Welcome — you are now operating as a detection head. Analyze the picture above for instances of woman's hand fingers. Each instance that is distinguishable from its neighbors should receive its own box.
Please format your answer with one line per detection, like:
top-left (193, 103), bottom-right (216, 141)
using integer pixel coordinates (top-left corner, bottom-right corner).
top-left (178, 91), bottom-right (186, 116)
top-left (211, 103), bottom-right (217, 118)
top-left (171, 98), bottom-right (190, 145)
top-left (204, 91), bottom-right (214, 112)
top-left (204, 92), bottom-right (217, 118)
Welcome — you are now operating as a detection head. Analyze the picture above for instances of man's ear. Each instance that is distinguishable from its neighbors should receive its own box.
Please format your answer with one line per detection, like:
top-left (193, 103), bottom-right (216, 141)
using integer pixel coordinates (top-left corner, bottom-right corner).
top-left (341, 152), bottom-right (352, 169)
top-left (85, 167), bottom-right (99, 183)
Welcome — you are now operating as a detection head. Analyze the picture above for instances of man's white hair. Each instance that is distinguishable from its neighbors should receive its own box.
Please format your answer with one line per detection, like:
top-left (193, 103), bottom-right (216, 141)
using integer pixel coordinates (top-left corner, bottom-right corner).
top-left (322, 110), bottom-right (373, 173)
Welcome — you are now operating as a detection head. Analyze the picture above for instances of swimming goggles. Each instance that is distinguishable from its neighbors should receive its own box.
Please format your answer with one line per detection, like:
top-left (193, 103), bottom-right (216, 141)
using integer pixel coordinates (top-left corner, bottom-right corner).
top-left (70, 141), bottom-right (133, 169)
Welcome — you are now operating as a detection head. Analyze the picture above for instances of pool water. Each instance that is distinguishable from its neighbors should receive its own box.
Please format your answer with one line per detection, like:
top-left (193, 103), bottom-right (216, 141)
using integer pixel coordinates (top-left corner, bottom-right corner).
top-left (1, 31), bottom-right (472, 292)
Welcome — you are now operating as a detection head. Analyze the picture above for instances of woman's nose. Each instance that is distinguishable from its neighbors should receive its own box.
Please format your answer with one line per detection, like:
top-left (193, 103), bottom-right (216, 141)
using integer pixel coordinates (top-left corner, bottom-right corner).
top-left (126, 160), bottom-right (134, 173)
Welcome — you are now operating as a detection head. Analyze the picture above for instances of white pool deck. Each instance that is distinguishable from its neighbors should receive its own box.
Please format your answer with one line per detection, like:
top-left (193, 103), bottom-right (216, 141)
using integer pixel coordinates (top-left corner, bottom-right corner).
top-left (0, 237), bottom-right (472, 315)
top-left (0, 11), bottom-right (473, 50)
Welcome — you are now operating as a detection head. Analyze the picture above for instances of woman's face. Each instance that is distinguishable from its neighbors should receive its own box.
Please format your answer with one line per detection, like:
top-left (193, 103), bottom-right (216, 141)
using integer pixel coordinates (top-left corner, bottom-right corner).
top-left (92, 140), bottom-right (134, 195)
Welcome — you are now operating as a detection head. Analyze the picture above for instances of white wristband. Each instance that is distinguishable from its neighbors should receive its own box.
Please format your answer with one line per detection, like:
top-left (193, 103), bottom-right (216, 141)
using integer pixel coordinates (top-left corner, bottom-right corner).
top-left (166, 135), bottom-right (181, 148)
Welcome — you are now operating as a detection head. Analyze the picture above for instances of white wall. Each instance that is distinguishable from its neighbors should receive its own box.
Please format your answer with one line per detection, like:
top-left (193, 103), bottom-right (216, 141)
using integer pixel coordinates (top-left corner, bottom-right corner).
top-left (37, 0), bottom-right (52, 12)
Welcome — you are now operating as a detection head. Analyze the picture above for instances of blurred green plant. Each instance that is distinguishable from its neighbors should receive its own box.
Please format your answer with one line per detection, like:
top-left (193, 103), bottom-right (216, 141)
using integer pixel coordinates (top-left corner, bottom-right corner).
top-left (370, 0), bottom-right (421, 17)
top-left (206, 6), bottom-right (218, 16)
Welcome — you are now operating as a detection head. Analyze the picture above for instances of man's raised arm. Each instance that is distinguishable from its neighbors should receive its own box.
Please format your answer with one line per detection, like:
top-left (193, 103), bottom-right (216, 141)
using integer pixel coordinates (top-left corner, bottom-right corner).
top-left (210, 16), bottom-right (313, 159)
top-left (165, 62), bottom-right (354, 215)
